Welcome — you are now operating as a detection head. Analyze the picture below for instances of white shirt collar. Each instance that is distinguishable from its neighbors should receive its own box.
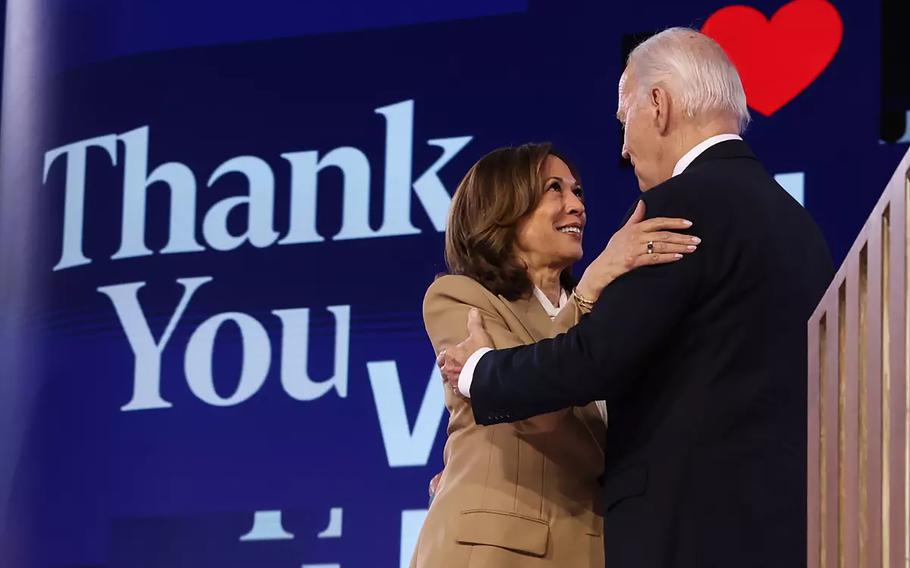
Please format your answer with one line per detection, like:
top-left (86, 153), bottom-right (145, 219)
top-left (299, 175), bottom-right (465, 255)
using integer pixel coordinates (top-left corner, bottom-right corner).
top-left (672, 133), bottom-right (742, 177)
top-left (532, 287), bottom-right (568, 320)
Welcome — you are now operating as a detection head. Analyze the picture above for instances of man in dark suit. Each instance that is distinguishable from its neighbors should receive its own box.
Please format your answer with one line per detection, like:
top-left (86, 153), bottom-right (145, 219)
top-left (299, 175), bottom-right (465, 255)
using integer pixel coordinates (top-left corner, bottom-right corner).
top-left (438, 28), bottom-right (833, 567)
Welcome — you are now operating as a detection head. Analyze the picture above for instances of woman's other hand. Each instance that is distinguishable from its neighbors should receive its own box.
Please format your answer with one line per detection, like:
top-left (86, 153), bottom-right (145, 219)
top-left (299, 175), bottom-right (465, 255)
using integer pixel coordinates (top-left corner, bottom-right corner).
top-left (575, 200), bottom-right (700, 302)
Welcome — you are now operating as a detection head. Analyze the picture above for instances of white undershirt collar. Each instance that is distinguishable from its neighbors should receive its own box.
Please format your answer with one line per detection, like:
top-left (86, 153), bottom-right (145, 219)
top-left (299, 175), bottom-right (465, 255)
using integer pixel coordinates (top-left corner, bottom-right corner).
top-left (532, 287), bottom-right (568, 320)
top-left (672, 133), bottom-right (742, 177)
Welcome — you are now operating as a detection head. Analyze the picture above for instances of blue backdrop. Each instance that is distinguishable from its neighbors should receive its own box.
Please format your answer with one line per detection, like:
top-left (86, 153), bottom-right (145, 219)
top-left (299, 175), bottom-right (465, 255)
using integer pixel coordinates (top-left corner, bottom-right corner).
top-left (0, 1), bottom-right (907, 566)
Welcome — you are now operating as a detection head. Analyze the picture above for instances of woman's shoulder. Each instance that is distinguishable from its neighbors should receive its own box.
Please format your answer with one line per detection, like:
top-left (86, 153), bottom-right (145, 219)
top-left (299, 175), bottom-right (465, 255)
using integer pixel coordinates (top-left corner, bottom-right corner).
top-left (423, 274), bottom-right (499, 310)
top-left (421, 275), bottom-right (506, 349)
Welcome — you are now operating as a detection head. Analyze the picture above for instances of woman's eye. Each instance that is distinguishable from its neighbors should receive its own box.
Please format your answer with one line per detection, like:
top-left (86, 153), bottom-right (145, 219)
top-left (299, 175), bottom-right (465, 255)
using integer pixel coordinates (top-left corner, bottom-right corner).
top-left (548, 182), bottom-right (561, 192)
top-left (573, 187), bottom-right (584, 198)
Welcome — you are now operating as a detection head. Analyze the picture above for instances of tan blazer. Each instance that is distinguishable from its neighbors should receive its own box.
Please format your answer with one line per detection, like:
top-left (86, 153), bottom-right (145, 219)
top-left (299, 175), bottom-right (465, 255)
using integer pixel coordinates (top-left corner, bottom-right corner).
top-left (410, 275), bottom-right (606, 568)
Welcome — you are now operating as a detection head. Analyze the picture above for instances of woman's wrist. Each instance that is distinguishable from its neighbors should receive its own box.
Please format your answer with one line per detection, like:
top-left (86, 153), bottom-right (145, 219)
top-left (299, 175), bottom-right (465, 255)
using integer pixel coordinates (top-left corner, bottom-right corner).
top-left (576, 268), bottom-right (611, 302)
top-left (574, 276), bottom-right (603, 308)
top-left (573, 286), bottom-right (596, 310)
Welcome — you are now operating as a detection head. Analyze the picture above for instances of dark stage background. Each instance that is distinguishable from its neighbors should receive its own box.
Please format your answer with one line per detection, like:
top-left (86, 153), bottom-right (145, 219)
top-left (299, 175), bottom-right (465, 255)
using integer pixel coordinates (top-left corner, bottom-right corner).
top-left (0, 0), bottom-right (908, 566)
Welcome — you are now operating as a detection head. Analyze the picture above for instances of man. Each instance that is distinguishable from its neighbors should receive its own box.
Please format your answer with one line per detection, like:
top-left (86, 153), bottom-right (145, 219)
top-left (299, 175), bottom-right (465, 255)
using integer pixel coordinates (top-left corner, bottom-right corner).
top-left (438, 28), bottom-right (833, 567)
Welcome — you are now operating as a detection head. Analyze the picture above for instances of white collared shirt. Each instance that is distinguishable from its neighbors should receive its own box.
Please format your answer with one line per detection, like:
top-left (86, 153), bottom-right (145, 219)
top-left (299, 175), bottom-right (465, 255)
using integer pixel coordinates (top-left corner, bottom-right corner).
top-left (532, 286), bottom-right (568, 320)
top-left (671, 133), bottom-right (742, 177)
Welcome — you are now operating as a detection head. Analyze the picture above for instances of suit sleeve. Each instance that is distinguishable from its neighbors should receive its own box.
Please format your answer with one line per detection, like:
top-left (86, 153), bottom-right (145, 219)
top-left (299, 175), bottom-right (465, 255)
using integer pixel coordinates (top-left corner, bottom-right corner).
top-left (424, 276), bottom-right (571, 433)
top-left (469, 193), bottom-right (705, 425)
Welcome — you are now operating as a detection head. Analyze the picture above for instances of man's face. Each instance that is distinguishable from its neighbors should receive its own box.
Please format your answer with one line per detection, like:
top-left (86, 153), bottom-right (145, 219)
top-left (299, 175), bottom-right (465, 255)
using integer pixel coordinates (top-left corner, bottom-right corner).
top-left (617, 69), bottom-right (664, 191)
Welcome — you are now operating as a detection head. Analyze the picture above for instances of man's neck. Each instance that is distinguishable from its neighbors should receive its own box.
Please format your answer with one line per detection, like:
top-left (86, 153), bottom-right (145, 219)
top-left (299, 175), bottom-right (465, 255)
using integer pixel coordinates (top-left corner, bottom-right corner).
top-left (671, 121), bottom-right (740, 169)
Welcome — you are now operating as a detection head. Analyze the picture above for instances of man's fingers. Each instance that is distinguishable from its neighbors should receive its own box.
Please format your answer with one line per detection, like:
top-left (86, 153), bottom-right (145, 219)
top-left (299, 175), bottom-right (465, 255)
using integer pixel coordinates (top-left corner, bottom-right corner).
top-left (439, 347), bottom-right (464, 385)
top-left (436, 349), bottom-right (446, 369)
top-left (429, 472), bottom-right (443, 497)
top-left (442, 355), bottom-right (463, 373)
top-left (441, 360), bottom-right (464, 397)
top-left (467, 308), bottom-right (484, 335)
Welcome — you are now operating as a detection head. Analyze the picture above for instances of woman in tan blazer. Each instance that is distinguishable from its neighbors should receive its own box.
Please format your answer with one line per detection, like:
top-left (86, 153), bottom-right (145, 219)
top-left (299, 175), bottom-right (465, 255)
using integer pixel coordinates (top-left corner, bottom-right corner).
top-left (410, 143), bottom-right (698, 567)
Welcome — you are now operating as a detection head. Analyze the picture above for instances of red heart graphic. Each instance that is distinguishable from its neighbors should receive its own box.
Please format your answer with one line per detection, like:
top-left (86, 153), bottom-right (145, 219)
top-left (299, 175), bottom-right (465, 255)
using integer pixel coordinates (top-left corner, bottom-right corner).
top-left (701, 0), bottom-right (843, 116)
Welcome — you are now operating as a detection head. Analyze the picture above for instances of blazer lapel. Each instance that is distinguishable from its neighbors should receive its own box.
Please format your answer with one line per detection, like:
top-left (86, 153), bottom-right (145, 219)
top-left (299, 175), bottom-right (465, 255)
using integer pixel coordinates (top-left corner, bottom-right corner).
top-left (498, 293), bottom-right (556, 341)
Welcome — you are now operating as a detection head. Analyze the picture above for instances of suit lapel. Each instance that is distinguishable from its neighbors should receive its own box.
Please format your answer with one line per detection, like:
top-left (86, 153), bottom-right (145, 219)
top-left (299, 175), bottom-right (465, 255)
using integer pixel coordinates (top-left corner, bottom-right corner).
top-left (498, 292), bottom-right (558, 341)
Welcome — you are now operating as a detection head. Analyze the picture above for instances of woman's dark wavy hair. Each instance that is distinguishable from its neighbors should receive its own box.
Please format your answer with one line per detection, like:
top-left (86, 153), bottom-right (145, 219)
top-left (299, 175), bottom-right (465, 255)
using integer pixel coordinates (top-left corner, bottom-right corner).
top-left (444, 143), bottom-right (579, 301)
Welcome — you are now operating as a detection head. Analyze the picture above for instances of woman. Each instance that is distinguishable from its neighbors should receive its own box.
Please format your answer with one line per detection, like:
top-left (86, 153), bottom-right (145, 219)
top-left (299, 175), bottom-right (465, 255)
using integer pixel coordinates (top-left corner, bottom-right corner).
top-left (411, 143), bottom-right (697, 567)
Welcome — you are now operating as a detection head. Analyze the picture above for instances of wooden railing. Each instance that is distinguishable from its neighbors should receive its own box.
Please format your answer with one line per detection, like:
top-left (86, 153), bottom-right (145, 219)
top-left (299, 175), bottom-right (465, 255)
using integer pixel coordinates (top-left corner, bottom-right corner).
top-left (808, 148), bottom-right (910, 568)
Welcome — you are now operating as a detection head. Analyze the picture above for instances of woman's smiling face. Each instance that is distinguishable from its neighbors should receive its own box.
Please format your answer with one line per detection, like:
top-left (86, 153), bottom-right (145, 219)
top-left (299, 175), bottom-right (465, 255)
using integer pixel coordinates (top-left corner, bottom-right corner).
top-left (513, 154), bottom-right (586, 272)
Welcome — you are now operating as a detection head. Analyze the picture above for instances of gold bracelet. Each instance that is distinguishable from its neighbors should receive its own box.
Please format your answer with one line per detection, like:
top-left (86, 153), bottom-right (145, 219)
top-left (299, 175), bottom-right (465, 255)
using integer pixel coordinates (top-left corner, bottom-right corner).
top-left (573, 288), bottom-right (596, 309)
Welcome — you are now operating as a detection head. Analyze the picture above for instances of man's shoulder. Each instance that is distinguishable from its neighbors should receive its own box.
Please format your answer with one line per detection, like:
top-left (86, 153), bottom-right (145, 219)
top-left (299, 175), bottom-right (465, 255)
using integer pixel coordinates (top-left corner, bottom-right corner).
top-left (662, 154), bottom-right (764, 188)
top-left (638, 172), bottom-right (715, 218)
top-left (643, 154), bottom-right (770, 214)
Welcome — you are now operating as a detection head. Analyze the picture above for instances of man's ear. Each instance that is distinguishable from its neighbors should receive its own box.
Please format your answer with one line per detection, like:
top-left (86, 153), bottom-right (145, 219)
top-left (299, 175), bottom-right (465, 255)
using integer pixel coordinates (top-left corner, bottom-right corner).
top-left (651, 86), bottom-right (671, 135)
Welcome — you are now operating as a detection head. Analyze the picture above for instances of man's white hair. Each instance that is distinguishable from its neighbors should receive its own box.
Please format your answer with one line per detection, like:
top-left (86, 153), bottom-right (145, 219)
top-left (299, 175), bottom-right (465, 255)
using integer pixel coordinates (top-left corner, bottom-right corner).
top-left (627, 27), bottom-right (750, 133)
